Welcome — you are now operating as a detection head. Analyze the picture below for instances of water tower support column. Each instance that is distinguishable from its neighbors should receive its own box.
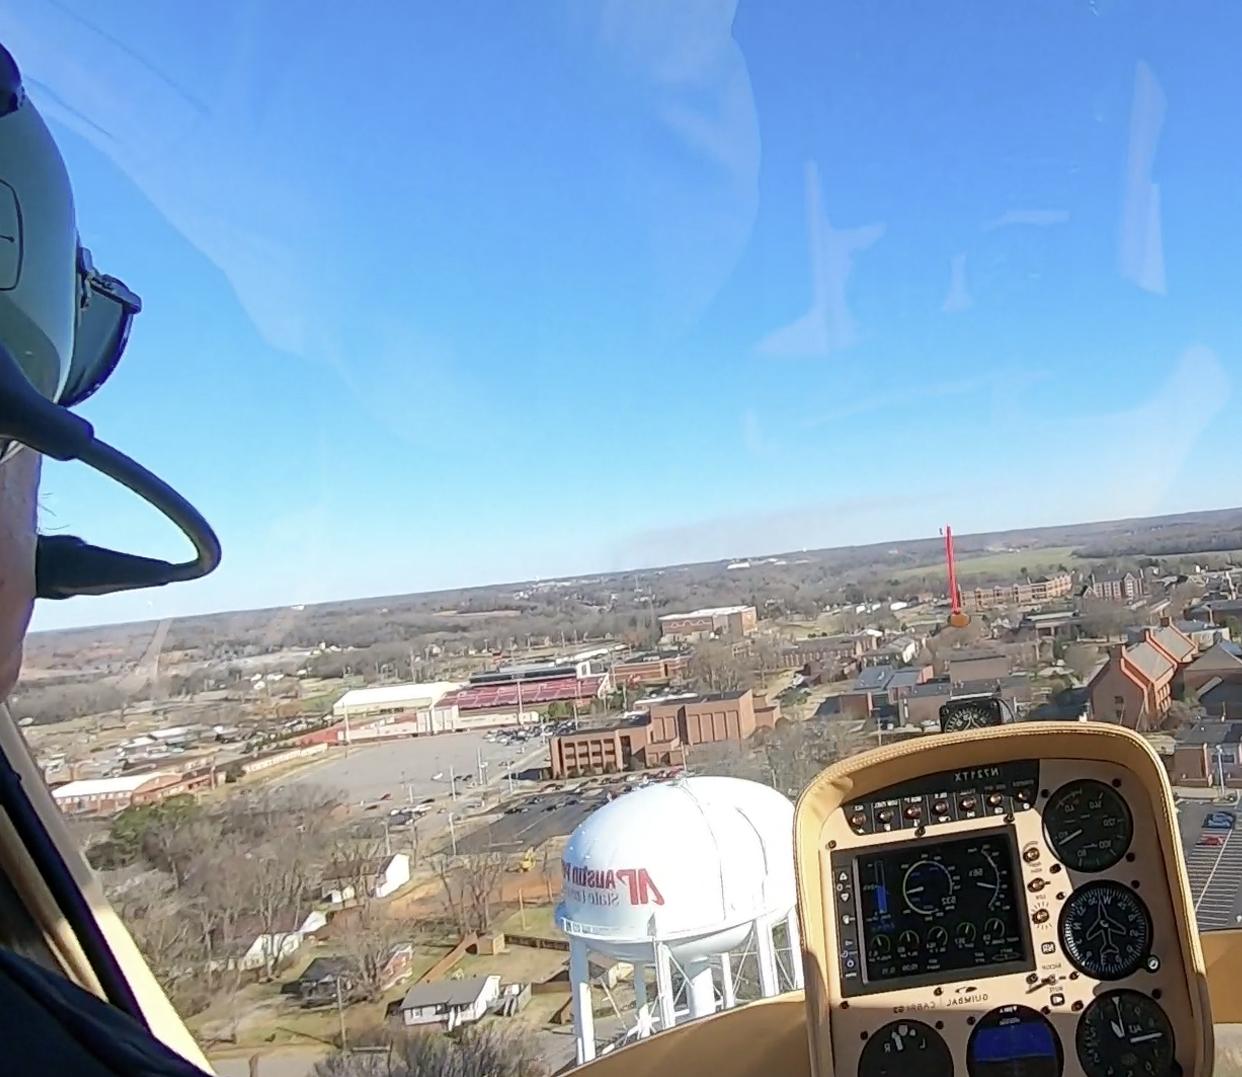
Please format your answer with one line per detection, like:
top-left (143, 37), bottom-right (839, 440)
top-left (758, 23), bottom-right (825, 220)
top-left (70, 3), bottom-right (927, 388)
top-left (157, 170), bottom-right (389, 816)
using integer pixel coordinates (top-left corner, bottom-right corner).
top-left (654, 942), bottom-right (677, 1032)
top-left (720, 952), bottom-right (736, 1008)
top-left (755, 920), bottom-right (779, 997)
top-left (685, 959), bottom-right (717, 1019)
top-left (633, 966), bottom-right (651, 1038)
top-left (569, 939), bottom-right (596, 1064)
top-left (786, 910), bottom-right (805, 989)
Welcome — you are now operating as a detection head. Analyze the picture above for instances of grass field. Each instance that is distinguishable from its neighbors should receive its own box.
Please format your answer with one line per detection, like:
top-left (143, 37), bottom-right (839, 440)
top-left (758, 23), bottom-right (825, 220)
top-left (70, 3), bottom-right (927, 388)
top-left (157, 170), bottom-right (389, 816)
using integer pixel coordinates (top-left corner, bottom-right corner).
top-left (892, 546), bottom-right (1087, 581)
top-left (499, 902), bottom-right (560, 940)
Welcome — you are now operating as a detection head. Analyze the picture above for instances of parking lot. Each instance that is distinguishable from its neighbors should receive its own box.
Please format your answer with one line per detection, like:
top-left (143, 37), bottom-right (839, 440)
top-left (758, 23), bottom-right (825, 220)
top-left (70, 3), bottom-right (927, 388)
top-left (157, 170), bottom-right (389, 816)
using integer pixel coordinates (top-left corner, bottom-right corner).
top-left (277, 730), bottom-right (547, 806)
top-left (1177, 799), bottom-right (1242, 931)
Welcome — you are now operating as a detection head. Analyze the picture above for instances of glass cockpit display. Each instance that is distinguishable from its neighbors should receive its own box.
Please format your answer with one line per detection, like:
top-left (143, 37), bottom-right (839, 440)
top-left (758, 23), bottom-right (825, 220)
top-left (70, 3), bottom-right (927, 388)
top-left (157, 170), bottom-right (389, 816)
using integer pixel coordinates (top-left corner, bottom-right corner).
top-left (857, 830), bottom-right (1033, 986)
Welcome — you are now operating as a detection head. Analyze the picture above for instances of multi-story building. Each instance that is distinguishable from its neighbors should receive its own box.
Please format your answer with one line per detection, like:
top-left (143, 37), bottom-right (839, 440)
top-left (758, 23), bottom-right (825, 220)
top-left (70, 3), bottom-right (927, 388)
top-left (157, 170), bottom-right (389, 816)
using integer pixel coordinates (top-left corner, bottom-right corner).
top-left (548, 689), bottom-right (778, 778)
top-left (960, 572), bottom-right (1074, 612)
top-left (1087, 623), bottom-right (1195, 731)
top-left (658, 605), bottom-right (757, 641)
top-left (1087, 572), bottom-right (1146, 603)
top-left (51, 771), bottom-right (185, 815)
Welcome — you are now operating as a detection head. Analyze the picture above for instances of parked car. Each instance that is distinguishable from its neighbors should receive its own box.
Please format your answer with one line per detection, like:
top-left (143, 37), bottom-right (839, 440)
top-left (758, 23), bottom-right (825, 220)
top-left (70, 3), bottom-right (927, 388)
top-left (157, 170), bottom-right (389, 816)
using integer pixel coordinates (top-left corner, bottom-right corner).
top-left (1204, 811), bottom-right (1236, 831)
top-left (1199, 833), bottom-right (1227, 847)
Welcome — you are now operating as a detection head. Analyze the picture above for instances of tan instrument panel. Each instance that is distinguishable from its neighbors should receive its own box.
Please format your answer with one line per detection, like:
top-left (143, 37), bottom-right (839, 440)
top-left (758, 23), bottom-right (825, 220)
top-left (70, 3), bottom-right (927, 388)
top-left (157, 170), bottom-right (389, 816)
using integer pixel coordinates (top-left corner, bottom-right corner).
top-left (794, 723), bottom-right (1212, 1077)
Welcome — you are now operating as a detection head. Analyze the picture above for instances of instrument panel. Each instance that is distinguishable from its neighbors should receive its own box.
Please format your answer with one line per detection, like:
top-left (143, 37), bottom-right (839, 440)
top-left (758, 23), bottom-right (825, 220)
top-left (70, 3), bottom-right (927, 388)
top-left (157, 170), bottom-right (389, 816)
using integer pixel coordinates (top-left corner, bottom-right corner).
top-left (795, 726), bottom-right (1211, 1077)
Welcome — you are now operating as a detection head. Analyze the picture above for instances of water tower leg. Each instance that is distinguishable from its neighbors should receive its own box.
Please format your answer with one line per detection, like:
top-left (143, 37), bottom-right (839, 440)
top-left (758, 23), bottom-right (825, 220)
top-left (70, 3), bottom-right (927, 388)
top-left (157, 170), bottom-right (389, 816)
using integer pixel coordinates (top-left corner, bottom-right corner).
top-left (569, 939), bottom-right (596, 1064)
top-left (633, 965), bottom-right (651, 1038)
top-left (654, 942), bottom-right (677, 1032)
top-left (685, 959), bottom-right (717, 1019)
top-left (785, 910), bottom-right (805, 990)
top-left (720, 951), bottom-right (736, 1008)
top-left (756, 920), bottom-right (779, 997)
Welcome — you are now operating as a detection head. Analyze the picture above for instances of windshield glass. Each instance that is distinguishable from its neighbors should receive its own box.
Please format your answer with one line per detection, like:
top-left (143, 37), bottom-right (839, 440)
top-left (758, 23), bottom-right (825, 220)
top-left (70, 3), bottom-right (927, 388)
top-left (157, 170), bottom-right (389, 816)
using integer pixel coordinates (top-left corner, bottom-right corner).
top-left (5, 2), bottom-right (1242, 1073)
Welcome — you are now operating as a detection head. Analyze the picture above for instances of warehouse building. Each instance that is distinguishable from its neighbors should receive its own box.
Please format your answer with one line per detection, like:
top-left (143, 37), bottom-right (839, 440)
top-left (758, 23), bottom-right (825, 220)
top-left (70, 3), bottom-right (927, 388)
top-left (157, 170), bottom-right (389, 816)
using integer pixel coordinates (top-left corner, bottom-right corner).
top-left (332, 682), bottom-right (463, 722)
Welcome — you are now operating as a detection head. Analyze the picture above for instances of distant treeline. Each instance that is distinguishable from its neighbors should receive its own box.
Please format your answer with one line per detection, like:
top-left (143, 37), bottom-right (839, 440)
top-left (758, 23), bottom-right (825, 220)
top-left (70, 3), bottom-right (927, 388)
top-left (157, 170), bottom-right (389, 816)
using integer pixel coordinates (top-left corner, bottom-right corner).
top-left (1075, 529), bottom-right (1242, 559)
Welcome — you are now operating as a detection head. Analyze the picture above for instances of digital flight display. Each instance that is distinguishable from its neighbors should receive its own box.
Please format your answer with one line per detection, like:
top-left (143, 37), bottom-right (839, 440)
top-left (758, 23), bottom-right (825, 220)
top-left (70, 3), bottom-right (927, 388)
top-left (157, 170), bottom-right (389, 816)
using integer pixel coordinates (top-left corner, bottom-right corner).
top-left (857, 829), bottom-right (1033, 987)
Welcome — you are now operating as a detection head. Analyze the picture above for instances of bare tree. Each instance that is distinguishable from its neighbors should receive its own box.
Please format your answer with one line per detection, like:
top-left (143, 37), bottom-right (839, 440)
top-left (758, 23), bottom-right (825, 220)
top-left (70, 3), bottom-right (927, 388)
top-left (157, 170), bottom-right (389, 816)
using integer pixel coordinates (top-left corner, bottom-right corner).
top-left (688, 641), bottom-right (754, 693)
top-left (314, 1026), bottom-right (548, 1077)
top-left (433, 851), bottom-right (507, 935)
top-left (337, 905), bottom-right (416, 1001)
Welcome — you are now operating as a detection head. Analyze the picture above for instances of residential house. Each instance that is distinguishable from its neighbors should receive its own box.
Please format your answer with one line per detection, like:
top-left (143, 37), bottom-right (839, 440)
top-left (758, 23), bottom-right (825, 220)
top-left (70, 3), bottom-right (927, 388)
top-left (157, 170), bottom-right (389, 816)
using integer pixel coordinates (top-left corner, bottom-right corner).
top-left (1200, 681), bottom-right (1242, 720)
top-left (218, 909), bottom-right (327, 972)
top-left (398, 975), bottom-right (502, 1031)
top-left (1087, 623), bottom-right (1195, 732)
top-left (1182, 641), bottom-right (1242, 697)
top-left (289, 946), bottom-right (414, 1006)
top-left (321, 853), bottom-right (412, 905)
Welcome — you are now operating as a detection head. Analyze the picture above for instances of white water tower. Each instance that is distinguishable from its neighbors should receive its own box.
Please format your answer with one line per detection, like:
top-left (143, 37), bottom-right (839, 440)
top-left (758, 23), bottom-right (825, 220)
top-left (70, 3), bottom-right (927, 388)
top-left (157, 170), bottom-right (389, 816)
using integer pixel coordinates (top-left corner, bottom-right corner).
top-left (556, 776), bottom-right (801, 1064)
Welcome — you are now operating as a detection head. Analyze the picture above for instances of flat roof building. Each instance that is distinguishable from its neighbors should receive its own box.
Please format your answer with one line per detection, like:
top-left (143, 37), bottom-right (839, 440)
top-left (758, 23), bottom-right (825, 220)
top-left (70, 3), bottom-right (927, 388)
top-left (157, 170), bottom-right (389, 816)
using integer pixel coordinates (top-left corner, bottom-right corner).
top-left (658, 605), bottom-right (757, 641)
top-left (332, 682), bottom-right (462, 721)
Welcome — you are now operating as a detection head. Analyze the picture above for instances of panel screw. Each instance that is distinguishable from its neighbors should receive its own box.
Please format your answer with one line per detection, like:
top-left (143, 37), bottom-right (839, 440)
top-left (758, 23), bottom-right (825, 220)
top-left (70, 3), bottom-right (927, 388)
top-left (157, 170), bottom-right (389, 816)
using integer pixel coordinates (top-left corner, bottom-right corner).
top-left (1146, 956), bottom-right (1161, 973)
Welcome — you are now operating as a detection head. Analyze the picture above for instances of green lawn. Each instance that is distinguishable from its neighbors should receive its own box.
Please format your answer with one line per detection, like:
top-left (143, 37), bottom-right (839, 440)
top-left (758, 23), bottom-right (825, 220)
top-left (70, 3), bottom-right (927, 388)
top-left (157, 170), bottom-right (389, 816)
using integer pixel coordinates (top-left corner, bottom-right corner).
top-left (891, 546), bottom-right (1086, 582)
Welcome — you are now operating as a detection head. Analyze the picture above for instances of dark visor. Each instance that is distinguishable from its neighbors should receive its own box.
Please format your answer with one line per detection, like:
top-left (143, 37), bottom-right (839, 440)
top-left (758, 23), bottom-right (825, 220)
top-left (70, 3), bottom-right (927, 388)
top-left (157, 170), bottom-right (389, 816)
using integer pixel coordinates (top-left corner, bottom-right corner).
top-left (60, 247), bottom-right (140, 408)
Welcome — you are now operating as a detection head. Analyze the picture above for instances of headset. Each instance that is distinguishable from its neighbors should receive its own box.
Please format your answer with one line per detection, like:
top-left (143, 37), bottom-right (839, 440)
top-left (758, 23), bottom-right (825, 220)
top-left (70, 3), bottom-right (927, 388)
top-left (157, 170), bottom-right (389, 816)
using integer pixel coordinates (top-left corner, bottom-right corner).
top-left (0, 44), bottom-right (220, 600)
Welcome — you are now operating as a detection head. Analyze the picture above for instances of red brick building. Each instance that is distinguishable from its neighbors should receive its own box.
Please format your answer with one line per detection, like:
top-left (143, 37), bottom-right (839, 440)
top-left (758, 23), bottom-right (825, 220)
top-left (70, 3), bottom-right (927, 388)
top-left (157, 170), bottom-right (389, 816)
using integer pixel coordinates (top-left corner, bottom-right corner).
top-left (548, 689), bottom-right (778, 778)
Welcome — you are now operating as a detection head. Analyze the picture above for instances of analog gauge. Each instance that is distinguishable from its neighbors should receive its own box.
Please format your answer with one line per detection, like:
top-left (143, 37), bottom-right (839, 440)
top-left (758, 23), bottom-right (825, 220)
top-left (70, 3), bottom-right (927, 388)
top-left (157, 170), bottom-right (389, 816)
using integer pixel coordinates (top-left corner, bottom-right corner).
top-left (941, 697), bottom-right (1005, 733)
top-left (897, 929), bottom-right (921, 956)
top-left (1076, 990), bottom-right (1175, 1077)
top-left (1060, 882), bottom-right (1152, 980)
top-left (1043, 779), bottom-right (1133, 871)
top-left (967, 1005), bottom-right (1063, 1077)
top-left (902, 858), bottom-right (958, 916)
top-left (954, 921), bottom-right (978, 947)
top-left (926, 925), bottom-right (949, 952)
top-left (982, 917), bottom-right (1007, 945)
top-left (859, 1020), bottom-right (953, 1077)
top-left (869, 933), bottom-right (892, 960)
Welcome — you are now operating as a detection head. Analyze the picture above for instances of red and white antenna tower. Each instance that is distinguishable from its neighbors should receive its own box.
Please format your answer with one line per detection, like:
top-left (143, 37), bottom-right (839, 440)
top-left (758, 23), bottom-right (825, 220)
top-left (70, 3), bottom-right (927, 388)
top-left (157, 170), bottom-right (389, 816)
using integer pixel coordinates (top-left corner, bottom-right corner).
top-left (942, 525), bottom-right (971, 628)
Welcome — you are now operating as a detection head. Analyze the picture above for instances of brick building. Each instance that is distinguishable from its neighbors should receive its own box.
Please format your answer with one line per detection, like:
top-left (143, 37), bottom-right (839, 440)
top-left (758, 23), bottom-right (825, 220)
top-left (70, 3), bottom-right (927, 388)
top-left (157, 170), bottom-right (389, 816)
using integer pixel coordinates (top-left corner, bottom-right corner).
top-left (548, 689), bottom-right (777, 778)
top-left (1170, 721), bottom-right (1242, 786)
top-left (1182, 641), bottom-right (1242, 696)
top-left (1087, 572), bottom-right (1146, 603)
top-left (658, 605), bottom-right (757, 642)
top-left (51, 772), bottom-right (185, 816)
top-left (960, 572), bottom-right (1074, 611)
top-left (1087, 623), bottom-right (1195, 732)
top-left (610, 652), bottom-right (690, 687)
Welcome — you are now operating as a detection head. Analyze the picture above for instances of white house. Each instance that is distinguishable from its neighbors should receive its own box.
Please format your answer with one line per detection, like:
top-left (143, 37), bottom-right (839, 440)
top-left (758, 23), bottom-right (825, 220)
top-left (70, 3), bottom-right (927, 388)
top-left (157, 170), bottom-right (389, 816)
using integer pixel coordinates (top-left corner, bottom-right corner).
top-left (321, 853), bottom-right (411, 905)
top-left (222, 909), bottom-right (327, 972)
top-left (398, 975), bottom-right (501, 1031)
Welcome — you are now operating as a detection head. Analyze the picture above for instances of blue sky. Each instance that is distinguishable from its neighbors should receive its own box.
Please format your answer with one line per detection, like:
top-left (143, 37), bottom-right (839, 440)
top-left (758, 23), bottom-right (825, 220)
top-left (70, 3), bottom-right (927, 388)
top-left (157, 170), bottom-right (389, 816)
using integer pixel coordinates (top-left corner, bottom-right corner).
top-left (5, 1), bottom-right (1241, 630)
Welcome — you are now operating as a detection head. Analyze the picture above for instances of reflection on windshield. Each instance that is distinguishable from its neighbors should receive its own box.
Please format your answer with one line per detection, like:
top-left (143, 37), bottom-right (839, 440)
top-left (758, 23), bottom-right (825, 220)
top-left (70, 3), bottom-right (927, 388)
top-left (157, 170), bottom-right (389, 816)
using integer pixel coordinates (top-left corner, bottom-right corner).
top-left (8, 0), bottom-right (1242, 1072)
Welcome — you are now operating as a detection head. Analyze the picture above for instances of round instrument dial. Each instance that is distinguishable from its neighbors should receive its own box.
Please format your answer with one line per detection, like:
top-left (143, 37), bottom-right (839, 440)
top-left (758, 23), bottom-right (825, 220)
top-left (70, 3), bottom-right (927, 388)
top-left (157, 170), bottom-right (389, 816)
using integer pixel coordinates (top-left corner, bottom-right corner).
top-left (1059, 881), bottom-right (1152, 980)
top-left (1076, 990), bottom-right (1175, 1077)
top-left (859, 1020), bottom-right (953, 1077)
top-left (967, 1004), bottom-right (1063, 1077)
top-left (941, 698), bottom-right (1002, 732)
top-left (1043, 779), bottom-right (1133, 871)
top-left (902, 858), bottom-right (958, 916)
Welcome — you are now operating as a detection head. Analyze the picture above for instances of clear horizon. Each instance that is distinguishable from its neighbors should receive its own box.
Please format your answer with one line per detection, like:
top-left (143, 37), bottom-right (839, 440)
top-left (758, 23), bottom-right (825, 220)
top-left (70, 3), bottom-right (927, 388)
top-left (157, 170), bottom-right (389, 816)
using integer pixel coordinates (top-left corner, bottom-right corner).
top-left (8, 3), bottom-right (1242, 632)
top-left (25, 499), bottom-right (1242, 636)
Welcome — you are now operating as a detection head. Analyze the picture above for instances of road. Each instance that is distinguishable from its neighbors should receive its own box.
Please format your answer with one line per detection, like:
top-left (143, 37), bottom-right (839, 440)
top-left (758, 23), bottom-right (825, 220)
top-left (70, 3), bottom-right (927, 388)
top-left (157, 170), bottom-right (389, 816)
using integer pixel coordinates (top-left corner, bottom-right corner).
top-left (1178, 799), bottom-right (1242, 931)
top-left (456, 787), bottom-right (607, 854)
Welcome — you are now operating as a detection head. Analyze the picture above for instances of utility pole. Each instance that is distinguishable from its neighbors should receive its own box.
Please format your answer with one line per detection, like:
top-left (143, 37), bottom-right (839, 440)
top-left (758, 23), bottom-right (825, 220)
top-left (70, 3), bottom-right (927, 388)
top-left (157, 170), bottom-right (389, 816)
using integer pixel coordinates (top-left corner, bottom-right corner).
top-left (449, 764), bottom-right (457, 801)
top-left (335, 975), bottom-right (348, 1051)
top-left (382, 816), bottom-right (391, 857)
top-left (477, 746), bottom-right (485, 784)
top-left (448, 812), bottom-right (457, 856)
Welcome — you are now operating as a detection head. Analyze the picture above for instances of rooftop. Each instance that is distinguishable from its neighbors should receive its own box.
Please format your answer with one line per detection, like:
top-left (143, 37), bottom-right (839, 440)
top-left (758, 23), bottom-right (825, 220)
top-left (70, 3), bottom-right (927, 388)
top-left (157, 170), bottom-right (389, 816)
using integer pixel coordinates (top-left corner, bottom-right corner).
top-left (854, 666), bottom-right (895, 691)
top-left (444, 674), bottom-right (606, 711)
top-left (948, 648), bottom-right (1006, 663)
top-left (333, 682), bottom-right (462, 710)
top-left (1125, 641), bottom-right (1176, 683)
top-left (51, 773), bottom-right (175, 798)
top-left (1177, 721), bottom-right (1242, 747)
top-left (659, 605), bottom-right (753, 621)
top-left (399, 976), bottom-right (498, 1010)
